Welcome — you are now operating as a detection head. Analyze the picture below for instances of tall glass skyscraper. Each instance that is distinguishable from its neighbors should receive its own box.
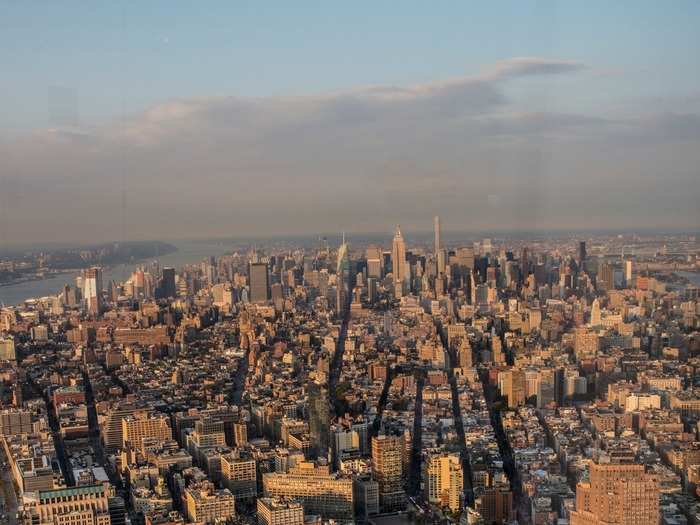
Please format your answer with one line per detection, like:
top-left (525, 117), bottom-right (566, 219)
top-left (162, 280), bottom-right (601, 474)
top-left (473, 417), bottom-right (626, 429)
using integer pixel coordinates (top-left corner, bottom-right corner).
top-left (308, 379), bottom-right (330, 459)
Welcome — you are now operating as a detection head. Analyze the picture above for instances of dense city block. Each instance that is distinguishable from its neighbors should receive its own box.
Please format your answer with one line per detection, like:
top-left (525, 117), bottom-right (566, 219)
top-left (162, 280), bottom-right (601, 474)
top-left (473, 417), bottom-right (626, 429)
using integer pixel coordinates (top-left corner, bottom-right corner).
top-left (1, 225), bottom-right (699, 525)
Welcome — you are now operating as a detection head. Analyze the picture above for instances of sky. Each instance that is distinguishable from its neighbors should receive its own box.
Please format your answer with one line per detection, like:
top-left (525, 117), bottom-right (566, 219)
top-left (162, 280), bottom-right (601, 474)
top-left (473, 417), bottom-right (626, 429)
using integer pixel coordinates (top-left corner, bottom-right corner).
top-left (1, 1), bottom-right (699, 245)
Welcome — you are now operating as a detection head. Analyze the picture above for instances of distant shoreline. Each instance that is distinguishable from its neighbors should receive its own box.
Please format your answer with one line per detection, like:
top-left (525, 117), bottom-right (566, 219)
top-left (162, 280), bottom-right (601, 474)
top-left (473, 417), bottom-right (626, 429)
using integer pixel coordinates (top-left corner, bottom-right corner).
top-left (0, 253), bottom-right (182, 290)
top-left (0, 240), bottom-right (178, 289)
top-left (0, 270), bottom-right (75, 288)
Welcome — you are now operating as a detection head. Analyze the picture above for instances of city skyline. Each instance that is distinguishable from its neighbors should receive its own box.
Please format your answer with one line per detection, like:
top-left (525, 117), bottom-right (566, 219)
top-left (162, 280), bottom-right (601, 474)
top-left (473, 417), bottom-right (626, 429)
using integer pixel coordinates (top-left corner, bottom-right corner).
top-left (1, 4), bottom-right (699, 524)
top-left (1, 228), bottom-right (697, 524)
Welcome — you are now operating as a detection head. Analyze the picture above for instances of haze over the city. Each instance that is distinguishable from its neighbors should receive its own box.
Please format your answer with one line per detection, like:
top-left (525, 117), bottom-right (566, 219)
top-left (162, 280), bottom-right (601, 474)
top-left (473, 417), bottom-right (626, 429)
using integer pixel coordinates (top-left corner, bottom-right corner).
top-left (2, 5), bottom-right (700, 525)
top-left (1, 2), bottom-right (699, 245)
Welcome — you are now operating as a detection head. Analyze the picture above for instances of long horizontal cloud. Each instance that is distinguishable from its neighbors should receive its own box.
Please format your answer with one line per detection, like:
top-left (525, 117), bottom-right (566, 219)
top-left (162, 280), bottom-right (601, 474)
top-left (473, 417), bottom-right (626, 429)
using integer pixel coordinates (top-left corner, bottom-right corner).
top-left (1, 57), bottom-right (698, 244)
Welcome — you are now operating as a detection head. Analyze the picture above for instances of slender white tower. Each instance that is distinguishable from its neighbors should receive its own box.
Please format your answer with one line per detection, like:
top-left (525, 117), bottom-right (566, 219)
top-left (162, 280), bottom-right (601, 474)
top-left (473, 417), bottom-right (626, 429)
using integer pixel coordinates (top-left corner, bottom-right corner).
top-left (434, 215), bottom-right (441, 255)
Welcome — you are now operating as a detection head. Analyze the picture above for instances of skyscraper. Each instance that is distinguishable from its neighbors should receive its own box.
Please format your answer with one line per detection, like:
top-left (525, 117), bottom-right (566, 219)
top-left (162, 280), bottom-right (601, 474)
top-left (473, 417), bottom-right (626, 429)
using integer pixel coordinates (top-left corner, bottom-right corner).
top-left (578, 241), bottom-right (587, 271)
top-left (590, 298), bottom-right (601, 326)
top-left (457, 338), bottom-right (472, 368)
top-left (161, 267), bottom-right (176, 299)
top-left (435, 216), bottom-right (446, 277)
top-left (336, 238), bottom-right (350, 316)
top-left (500, 369), bottom-right (526, 408)
top-left (366, 245), bottom-right (382, 279)
top-left (83, 267), bottom-right (103, 315)
top-left (434, 215), bottom-right (441, 255)
top-left (598, 262), bottom-right (614, 291)
top-left (371, 434), bottom-right (406, 512)
top-left (202, 256), bottom-right (217, 285)
top-left (570, 458), bottom-right (659, 525)
top-left (308, 379), bottom-right (330, 458)
top-left (391, 226), bottom-right (407, 296)
top-left (424, 452), bottom-right (463, 513)
top-left (475, 486), bottom-right (514, 523)
top-left (624, 259), bottom-right (633, 286)
top-left (249, 262), bottom-right (270, 303)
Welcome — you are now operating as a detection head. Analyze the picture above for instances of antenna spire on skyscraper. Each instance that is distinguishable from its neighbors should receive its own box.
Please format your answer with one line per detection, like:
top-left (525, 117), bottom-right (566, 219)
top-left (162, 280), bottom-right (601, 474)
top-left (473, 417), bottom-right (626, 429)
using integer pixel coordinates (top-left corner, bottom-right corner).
top-left (434, 215), bottom-right (441, 255)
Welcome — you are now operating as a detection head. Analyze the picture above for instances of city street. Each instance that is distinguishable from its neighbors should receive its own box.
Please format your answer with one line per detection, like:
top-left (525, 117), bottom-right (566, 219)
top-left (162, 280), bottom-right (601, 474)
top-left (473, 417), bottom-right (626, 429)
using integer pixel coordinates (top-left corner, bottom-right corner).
top-left (0, 460), bottom-right (18, 525)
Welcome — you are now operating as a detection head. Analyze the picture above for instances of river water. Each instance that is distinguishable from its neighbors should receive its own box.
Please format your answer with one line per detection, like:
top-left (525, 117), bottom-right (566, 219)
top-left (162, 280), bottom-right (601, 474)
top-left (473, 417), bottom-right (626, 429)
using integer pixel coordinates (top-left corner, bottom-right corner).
top-left (676, 271), bottom-right (700, 287)
top-left (0, 239), bottom-right (234, 306)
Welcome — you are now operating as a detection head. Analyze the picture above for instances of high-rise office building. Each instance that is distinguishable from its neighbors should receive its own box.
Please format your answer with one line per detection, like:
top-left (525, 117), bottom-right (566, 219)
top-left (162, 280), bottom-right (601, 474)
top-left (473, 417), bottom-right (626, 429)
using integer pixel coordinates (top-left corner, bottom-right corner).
top-left (366, 246), bottom-right (382, 279)
top-left (201, 257), bottom-right (217, 285)
top-left (424, 452), bottom-right (463, 513)
top-left (578, 241), bottom-right (587, 271)
top-left (367, 277), bottom-right (378, 303)
top-left (475, 486), bottom-right (514, 523)
top-left (308, 379), bottom-right (330, 458)
top-left (574, 327), bottom-right (599, 359)
top-left (491, 335), bottom-right (505, 365)
top-left (161, 267), bottom-right (176, 299)
top-left (106, 280), bottom-right (118, 303)
top-left (371, 434), bottom-right (406, 512)
top-left (336, 239), bottom-right (350, 316)
top-left (598, 262), bottom-right (614, 291)
top-left (590, 298), bottom-right (602, 326)
top-left (624, 259), bottom-right (633, 286)
top-left (434, 215), bottom-right (441, 255)
top-left (271, 282), bottom-right (284, 310)
top-left (233, 421), bottom-right (248, 447)
top-left (500, 369), bottom-right (526, 408)
top-left (537, 369), bottom-right (556, 408)
top-left (570, 459), bottom-right (659, 525)
top-left (457, 338), bottom-right (472, 368)
top-left (435, 215), bottom-right (445, 276)
top-left (436, 250), bottom-right (446, 276)
top-left (83, 267), bottom-right (103, 315)
top-left (249, 262), bottom-right (271, 303)
top-left (391, 226), bottom-right (407, 296)
top-left (455, 247), bottom-right (475, 270)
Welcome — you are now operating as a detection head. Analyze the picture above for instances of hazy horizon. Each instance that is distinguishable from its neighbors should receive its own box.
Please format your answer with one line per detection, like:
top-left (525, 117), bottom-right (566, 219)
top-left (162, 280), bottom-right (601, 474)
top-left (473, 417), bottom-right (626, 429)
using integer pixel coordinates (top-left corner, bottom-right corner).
top-left (2, 226), bottom-right (698, 255)
top-left (2, 2), bottom-right (699, 245)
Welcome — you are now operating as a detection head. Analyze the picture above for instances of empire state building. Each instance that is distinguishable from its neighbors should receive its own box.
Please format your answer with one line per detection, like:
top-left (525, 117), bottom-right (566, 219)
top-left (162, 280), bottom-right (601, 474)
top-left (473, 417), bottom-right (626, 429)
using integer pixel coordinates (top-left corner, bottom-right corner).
top-left (391, 226), bottom-right (407, 296)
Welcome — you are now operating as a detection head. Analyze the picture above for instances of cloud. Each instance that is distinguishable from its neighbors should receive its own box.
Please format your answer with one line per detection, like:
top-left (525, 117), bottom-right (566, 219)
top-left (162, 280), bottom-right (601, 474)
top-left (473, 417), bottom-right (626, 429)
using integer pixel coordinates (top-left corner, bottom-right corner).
top-left (0, 57), bottom-right (698, 244)
top-left (104, 56), bottom-right (586, 147)
top-left (484, 56), bottom-right (586, 80)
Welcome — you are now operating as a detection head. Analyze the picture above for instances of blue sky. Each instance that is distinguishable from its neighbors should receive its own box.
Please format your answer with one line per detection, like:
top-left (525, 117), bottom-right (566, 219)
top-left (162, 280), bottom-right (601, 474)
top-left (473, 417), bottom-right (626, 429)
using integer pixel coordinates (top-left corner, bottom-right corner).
top-left (2, 1), bottom-right (699, 132)
top-left (1, 2), bottom-right (699, 243)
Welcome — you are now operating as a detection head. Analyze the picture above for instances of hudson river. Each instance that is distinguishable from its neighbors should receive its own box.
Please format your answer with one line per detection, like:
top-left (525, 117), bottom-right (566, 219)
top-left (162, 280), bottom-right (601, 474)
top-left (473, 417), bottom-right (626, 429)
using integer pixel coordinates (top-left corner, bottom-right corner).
top-left (0, 240), bottom-right (232, 306)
